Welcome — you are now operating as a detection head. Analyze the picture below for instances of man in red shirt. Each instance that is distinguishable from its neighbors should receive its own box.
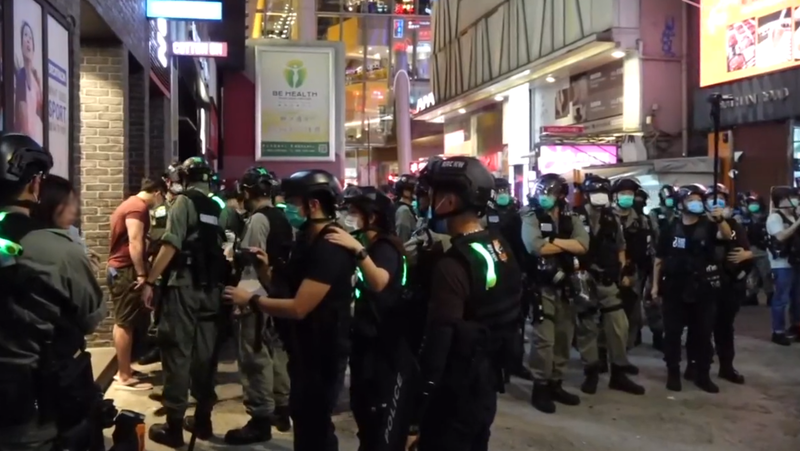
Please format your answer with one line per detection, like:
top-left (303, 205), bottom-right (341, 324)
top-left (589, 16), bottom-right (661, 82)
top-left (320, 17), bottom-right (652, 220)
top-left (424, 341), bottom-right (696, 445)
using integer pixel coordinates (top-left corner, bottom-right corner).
top-left (107, 178), bottom-right (167, 389)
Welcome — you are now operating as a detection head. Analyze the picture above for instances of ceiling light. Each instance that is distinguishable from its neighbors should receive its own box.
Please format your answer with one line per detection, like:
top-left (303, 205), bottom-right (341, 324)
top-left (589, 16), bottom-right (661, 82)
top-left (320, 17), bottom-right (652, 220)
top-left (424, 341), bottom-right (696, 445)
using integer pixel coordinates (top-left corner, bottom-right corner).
top-left (611, 50), bottom-right (625, 58)
top-left (458, 108), bottom-right (466, 114)
top-left (494, 95), bottom-right (504, 101)
top-left (373, 53), bottom-right (381, 58)
top-left (545, 75), bottom-right (555, 83)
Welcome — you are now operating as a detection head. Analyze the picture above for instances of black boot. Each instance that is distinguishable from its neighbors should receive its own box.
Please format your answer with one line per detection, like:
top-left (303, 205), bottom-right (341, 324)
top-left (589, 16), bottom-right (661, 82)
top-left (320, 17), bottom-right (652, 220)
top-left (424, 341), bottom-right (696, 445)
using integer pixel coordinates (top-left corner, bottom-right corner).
top-left (270, 405), bottom-right (292, 433)
top-left (666, 367), bottom-right (682, 392)
top-left (651, 330), bottom-right (664, 352)
top-left (137, 347), bottom-right (161, 365)
top-left (581, 365), bottom-right (600, 395)
top-left (224, 416), bottom-right (272, 445)
top-left (618, 363), bottom-right (640, 375)
top-left (530, 381), bottom-right (556, 414)
top-left (694, 370), bottom-right (720, 393)
top-left (772, 332), bottom-right (791, 346)
top-left (718, 365), bottom-right (745, 384)
top-left (149, 417), bottom-right (185, 448)
top-left (683, 362), bottom-right (696, 381)
top-left (549, 380), bottom-right (581, 406)
top-left (598, 349), bottom-right (609, 374)
top-left (608, 365), bottom-right (645, 395)
top-left (184, 412), bottom-right (214, 440)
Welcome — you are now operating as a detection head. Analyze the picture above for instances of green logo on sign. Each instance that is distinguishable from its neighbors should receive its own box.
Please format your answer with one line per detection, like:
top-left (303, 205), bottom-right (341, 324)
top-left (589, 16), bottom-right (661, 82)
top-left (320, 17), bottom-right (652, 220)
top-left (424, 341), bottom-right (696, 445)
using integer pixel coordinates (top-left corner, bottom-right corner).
top-left (284, 60), bottom-right (307, 89)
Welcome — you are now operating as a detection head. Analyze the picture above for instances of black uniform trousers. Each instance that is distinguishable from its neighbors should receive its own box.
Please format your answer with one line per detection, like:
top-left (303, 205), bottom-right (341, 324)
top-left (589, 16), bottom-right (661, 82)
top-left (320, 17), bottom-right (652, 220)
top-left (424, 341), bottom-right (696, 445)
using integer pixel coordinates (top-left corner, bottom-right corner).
top-left (713, 281), bottom-right (743, 367)
top-left (662, 294), bottom-right (716, 371)
top-left (288, 347), bottom-right (340, 451)
top-left (349, 338), bottom-right (394, 451)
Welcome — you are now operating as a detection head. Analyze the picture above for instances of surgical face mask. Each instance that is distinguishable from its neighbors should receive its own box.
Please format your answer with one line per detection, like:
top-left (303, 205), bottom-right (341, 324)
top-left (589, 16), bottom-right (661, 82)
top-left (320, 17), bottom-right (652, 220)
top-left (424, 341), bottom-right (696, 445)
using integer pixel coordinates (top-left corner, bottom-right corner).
top-left (664, 198), bottom-right (675, 208)
top-left (706, 198), bottom-right (725, 209)
top-left (284, 204), bottom-right (307, 228)
top-left (747, 203), bottom-right (760, 214)
top-left (686, 200), bottom-right (705, 215)
top-left (589, 192), bottom-right (609, 207)
top-left (344, 214), bottom-right (362, 231)
top-left (791, 198), bottom-right (800, 208)
top-left (170, 183), bottom-right (184, 194)
top-left (496, 193), bottom-right (511, 206)
top-left (538, 195), bottom-right (556, 210)
top-left (617, 194), bottom-right (635, 209)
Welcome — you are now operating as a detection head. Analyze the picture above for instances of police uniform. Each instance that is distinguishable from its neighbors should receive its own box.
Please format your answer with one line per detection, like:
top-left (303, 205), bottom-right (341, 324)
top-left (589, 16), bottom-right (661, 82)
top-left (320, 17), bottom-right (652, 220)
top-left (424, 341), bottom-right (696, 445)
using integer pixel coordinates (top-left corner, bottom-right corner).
top-left (394, 174), bottom-right (419, 243)
top-left (616, 209), bottom-right (652, 348)
top-left (0, 134), bottom-right (106, 451)
top-left (646, 205), bottom-right (676, 344)
top-left (148, 158), bottom-right (227, 446)
top-left (740, 209), bottom-right (772, 305)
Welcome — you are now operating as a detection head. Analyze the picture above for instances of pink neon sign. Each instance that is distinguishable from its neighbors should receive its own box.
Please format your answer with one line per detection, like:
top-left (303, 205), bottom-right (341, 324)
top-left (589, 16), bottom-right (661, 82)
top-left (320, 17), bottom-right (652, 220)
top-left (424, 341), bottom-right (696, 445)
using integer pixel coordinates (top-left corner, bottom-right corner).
top-left (538, 145), bottom-right (618, 175)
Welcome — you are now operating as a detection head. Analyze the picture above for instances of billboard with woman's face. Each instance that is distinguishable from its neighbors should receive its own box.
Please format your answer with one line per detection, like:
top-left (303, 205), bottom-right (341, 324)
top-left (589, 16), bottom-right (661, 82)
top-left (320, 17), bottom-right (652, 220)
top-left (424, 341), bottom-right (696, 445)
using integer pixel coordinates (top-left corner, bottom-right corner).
top-left (14, 0), bottom-right (44, 145)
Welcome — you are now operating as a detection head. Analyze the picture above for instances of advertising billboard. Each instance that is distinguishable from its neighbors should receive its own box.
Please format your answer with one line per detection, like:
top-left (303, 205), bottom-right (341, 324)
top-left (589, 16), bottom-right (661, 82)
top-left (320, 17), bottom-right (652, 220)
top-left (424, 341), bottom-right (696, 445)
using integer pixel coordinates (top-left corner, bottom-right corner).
top-left (538, 145), bottom-right (618, 175)
top-left (146, 0), bottom-right (222, 21)
top-left (701, 0), bottom-right (800, 87)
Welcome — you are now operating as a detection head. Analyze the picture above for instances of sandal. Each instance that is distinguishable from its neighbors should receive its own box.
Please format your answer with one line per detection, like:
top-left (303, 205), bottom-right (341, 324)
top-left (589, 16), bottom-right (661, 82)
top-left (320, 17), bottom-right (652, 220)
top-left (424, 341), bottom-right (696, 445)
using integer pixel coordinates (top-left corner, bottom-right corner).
top-left (114, 370), bottom-right (150, 382)
top-left (114, 377), bottom-right (153, 391)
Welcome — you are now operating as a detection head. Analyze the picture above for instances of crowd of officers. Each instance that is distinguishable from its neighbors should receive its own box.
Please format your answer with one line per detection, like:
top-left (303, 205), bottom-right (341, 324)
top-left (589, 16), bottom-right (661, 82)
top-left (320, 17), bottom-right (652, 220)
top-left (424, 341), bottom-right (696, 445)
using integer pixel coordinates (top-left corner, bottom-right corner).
top-left (0, 128), bottom-right (791, 451)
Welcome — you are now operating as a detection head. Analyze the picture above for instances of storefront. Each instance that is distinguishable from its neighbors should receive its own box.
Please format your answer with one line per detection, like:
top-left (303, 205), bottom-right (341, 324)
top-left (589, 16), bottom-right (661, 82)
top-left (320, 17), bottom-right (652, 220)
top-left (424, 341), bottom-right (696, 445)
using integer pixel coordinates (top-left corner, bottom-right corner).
top-left (1, 0), bottom-right (74, 179)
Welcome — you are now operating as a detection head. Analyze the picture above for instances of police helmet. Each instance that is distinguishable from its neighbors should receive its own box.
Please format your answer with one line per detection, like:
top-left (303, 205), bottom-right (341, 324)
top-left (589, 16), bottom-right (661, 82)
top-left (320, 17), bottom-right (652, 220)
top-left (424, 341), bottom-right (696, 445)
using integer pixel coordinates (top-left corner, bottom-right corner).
top-left (163, 161), bottom-right (183, 183)
top-left (771, 186), bottom-right (797, 206)
top-left (343, 186), bottom-right (395, 233)
top-left (611, 177), bottom-right (642, 194)
top-left (240, 166), bottom-right (277, 197)
top-left (658, 184), bottom-right (677, 206)
top-left (677, 184), bottom-right (707, 202)
top-left (581, 173), bottom-right (611, 193)
top-left (494, 177), bottom-right (510, 190)
top-left (420, 156), bottom-right (494, 212)
top-left (635, 188), bottom-right (649, 201)
top-left (533, 173), bottom-right (568, 199)
top-left (705, 183), bottom-right (729, 200)
top-left (0, 133), bottom-right (52, 185)
top-left (393, 174), bottom-right (418, 197)
top-left (181, 157), bottom-right (213, 183)
top-left (282, 169), bottom-right (343, 217)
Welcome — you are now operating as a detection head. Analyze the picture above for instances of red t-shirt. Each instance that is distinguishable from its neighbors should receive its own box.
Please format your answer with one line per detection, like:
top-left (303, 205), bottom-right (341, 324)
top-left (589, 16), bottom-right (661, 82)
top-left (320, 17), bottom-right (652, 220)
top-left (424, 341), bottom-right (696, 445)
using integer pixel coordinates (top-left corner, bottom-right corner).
top-left (107, 196), bottom-right (150, 269)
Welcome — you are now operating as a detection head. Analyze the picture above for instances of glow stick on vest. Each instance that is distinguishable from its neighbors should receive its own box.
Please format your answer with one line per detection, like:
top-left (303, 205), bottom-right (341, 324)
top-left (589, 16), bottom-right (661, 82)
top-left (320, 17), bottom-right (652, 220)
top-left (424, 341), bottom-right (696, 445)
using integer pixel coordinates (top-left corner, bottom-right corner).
top-left (468, 242), bottom-right (497, 289)
top-left (208, 193), bottom-right (226, 209)
top-left (354, 257), bottom-right (409, 299)
top-left (0, 212), bottom-right (23, 257)
top-left (355, 268), bottom-right (364, 299)
top-left (275, 203), bottom-right (287, 209)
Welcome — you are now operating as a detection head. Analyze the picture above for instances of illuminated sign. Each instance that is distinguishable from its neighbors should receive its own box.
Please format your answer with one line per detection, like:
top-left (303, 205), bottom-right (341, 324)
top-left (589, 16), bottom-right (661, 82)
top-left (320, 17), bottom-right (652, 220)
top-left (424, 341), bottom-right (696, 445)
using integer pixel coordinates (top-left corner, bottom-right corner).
top-left (701, 0), bottom-right (800, 87)
top-left (146, 0), bottom-right (222, 21)
top-left (415, 92), bottom-right (435, 112)
top-left (172, 41), bottom-right (228, 57)
top-left (155, 18), bottom-right (168, 67)
top-left (393, 19), bottom-right (404, 39)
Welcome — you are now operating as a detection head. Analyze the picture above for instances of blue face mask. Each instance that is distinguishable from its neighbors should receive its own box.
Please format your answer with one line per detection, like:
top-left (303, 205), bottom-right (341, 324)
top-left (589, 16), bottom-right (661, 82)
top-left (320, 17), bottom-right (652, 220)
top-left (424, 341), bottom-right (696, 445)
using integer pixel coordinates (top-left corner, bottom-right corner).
top-left (496, 193), bottom-right (511, 206)
top-left (792, 199), bottom-right (800, 208)
top-left (664, 198), bottom-right (674, 208)
top-left (284, 204), bottom-right (307, 228)
top-left (617, 194), bottom-right (635, 209)
top-left (686, 200), bottom-right (705, 214)
top-left (747, 203), bottom-right (760, 213)
top-left (707, 198), bottom-right (725, 209)
top-left (538, 195), bottom-right (556, 210)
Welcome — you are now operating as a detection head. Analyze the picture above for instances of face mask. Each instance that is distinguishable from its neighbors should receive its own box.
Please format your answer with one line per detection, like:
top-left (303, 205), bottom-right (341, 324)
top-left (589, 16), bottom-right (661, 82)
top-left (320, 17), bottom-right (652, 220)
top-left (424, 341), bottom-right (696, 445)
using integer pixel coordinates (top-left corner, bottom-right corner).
top-left (686, 200), bottom-right (705, 214)
top-left (617, 194), bottom-right (634, 209)
top-left (747, 204), bottom-right (760, 213)
top-left (791, 199), bottom-right (800, 208)
top-left (284, 204), bottom-right (307, 228)
top-left (412, 200), bottom-right (418, 212)
top-left (664, 198), bottom-right (674, 208)
top-left (496, 193), bottom-right (511, 206)
top-left (538, 195), bottom-right (556, 210)
top-left (589, 193), bottom-right (609, 207)
top-left (170, 183), bottom-right (184, 194)
top-left (344, 214), bottom-right (361, 230)
top-left (706, 198), bottom-right (725, 209)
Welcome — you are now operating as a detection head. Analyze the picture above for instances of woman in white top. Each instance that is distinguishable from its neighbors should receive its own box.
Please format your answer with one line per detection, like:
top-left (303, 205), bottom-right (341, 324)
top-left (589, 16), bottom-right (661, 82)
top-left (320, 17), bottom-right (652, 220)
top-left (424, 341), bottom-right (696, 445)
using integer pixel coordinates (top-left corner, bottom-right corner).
top-left (15, 21), bottom-right (44, 144)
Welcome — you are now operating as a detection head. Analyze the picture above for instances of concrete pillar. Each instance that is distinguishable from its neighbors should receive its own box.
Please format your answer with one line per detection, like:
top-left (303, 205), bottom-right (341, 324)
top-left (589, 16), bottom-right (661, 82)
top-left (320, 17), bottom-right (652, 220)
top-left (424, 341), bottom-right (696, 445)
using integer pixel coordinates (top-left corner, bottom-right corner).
top-left (393, 70), bottom-right (412, 174)
top-left (294, 0), bottom-right (316, 42)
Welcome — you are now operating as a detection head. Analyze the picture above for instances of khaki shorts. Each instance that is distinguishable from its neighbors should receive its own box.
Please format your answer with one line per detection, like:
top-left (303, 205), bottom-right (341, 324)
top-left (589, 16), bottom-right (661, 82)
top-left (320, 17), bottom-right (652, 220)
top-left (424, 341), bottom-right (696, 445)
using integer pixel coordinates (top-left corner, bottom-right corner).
top-left (107, 266), bottom-right (145, 328)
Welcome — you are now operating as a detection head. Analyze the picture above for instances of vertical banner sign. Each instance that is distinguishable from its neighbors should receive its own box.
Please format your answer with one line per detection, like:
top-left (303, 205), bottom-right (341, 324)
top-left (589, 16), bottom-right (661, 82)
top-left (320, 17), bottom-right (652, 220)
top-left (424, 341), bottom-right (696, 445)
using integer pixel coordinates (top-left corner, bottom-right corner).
top-left (0, 2), bottom-right (4, 132)
top-left (257, 46), bottom-right (335, 161)
top-left (47, 16), bottom-right (69, 179)
top-left (13, 0), bottom-right (44, 146)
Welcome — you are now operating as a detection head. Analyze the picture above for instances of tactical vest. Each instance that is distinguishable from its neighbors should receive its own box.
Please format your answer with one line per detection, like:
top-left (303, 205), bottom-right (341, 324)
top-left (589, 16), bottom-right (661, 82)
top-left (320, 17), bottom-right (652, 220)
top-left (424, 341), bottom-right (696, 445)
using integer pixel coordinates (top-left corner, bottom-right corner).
top-left (663, 217), bottom-right (724, 300)
top-left (740, 214), bottom-right (767, 250)
top-left (574, 205), bottom-right (621, 282)
top-left (651, 207), bottom-right (676, 234)
top-left (353, 235), bottom-right (407, 338)
top-left (771, 211), bottom-right (800, 265)
top-left (255, 205), bottom-right (294, 297)
top-left (713, 218), bottom-right (749, 282)
top-left (531, 207), bottom-right (575, 282)
top-left (170, 189), bottom-right (226, 287)
top-left (486, 205), bottom-right (526, 264)
top-left (620, 212), bottom-right (651, 269)
top-left (396, 202), bottom-right (417, 223)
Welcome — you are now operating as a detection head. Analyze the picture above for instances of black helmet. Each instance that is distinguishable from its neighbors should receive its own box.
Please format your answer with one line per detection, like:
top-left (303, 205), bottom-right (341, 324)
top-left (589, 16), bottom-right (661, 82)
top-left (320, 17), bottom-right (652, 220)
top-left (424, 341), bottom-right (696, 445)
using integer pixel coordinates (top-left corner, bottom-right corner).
top-left (181, 157), bottom-right (213, 183)
top-left (343, 186), bottom-right (395, 233)
top-left (705, 183), bottom-right (729, 199)
top-left (494, 177), bottom-right (510, 190)
top-left (393, 174), bottom-right (418, 197)
top-left (677, 183), bottom-right (707, 201)
top-left (635, 188), bottom-right (649, 201)
top-left (771, 186), bottom-right (796, 206)
top-left (240, 166), bottom-right (277, 197)
top-left (611, 177), bottom-right (642, 193)
top-left (0, 133), bottom-right (52, 184)
top-left (163, 161), bottom-right (183, 183)
top-left (281, 169), bottom-right (343, 218)
top-left (533, 173), bottom-right (568, 199)
top-left (420, 156), bottom-right (494, 212)
top-left (658, 184), bottom-right (677, 205)
top-left (581, 173), bottom-right (611, 193)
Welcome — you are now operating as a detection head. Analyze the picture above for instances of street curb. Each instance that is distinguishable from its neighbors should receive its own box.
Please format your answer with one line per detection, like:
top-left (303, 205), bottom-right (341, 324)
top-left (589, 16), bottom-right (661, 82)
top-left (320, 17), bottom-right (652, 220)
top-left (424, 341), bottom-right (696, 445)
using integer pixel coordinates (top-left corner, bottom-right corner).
top-left (88, 347), bottom-right (118, 391)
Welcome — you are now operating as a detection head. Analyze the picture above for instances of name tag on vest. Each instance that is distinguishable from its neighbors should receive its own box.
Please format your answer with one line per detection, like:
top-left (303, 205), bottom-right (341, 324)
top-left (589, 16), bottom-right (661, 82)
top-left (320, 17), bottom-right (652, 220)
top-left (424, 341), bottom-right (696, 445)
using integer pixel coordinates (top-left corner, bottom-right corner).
top-left (672, 237), bottom-right (686, 249)
top-left (200, 214), bottom-right (219, 225)
top-left (540, 223), bottom-right (553, 232)
top-left (488, 215), bottom-right (500, 223)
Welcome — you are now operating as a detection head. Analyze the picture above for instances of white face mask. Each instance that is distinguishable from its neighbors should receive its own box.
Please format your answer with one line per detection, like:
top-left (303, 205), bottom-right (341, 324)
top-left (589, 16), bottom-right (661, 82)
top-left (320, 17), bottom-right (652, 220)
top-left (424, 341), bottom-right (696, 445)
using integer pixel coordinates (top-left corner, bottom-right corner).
top-left (589, 193), bottom-right (609, 207)
top-left (344, 214), bottom-right (361, 230)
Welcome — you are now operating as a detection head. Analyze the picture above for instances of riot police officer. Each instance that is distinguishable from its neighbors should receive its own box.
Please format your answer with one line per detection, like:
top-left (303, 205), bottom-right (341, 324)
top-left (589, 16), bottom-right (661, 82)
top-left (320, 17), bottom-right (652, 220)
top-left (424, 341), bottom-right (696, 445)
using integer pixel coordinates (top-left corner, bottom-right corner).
top-left (652, 184), bottom-right (732, 393)
top-left (611, 177), bottom-right (651, 349)
top-left (646, 184), bottom-right (678, 350)
top-left (574, 175), bottom-right (644, 396)
top-left (739, 192), bottom-right (772, 306)
top-left (224, 169), bottom-right (355, 451)
top-left (522, 173), bottom-right (591, 413)
top-left (766, 186), bottom-right (800, 344)
top-left (394, 174), bottom-right (419, 242)
top-left (0, 133), bottom-right (105, 451)
top-left (142, 157), bottom-right (228, 446)
top-left (410, 156), bottom-right (521, 450)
